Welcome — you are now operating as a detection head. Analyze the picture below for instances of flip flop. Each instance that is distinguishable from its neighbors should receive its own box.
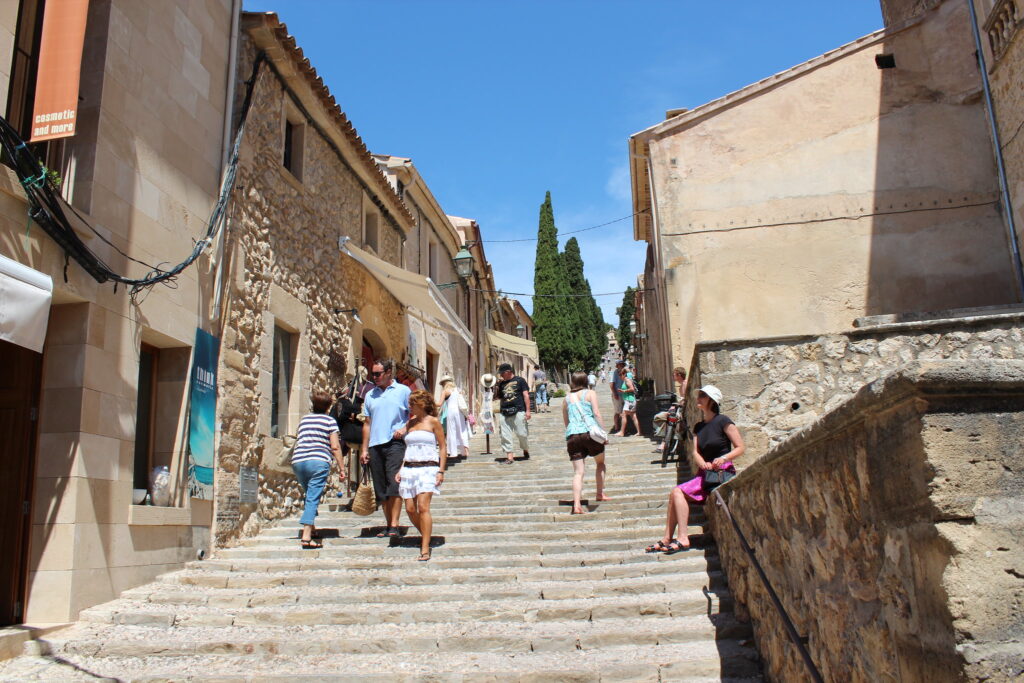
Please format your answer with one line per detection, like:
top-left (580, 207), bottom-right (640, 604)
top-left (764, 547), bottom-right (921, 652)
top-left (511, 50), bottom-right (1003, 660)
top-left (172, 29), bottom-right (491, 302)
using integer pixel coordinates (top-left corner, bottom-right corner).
top-left (417, 551), bottom-right (431, 562)
top-left (645, 540), bottom-right (671, 553)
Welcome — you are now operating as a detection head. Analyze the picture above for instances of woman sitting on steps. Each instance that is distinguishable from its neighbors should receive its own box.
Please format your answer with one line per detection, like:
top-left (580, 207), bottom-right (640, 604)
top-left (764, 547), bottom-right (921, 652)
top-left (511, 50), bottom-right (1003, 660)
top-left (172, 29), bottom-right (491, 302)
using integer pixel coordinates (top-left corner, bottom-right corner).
top-left (645, 385), bottom-right (744, 554)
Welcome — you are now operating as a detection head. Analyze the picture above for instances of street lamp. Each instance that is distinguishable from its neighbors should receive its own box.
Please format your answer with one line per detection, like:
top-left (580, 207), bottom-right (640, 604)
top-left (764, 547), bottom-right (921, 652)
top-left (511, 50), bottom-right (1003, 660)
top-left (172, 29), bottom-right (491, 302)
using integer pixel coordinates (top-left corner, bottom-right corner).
top-left (629, 319), bottom-right (637, 335)
top-left (515, 323), bottom-right (525, 337)
top-left (453, 244), bottom-right (474, 279)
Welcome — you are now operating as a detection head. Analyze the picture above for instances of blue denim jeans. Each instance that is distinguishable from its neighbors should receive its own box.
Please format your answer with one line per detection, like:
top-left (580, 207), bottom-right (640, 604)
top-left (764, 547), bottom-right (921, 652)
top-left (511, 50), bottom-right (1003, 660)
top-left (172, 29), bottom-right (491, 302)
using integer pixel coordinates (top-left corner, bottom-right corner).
top-left (535, 383), bottom-right (549, 406)
top-left (293, 459), bottom-right (331, 526)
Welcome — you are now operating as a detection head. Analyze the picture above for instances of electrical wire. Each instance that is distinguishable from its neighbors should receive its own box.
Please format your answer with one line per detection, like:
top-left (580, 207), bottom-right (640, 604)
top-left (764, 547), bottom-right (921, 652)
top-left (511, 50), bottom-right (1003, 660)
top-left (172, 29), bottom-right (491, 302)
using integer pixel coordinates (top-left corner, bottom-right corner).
top-left (471, 287), bottom-right (652, 298)
top-left (477, 210), bottom-right (648, 243)
top-left (0, 51), bottom-right (267, 302)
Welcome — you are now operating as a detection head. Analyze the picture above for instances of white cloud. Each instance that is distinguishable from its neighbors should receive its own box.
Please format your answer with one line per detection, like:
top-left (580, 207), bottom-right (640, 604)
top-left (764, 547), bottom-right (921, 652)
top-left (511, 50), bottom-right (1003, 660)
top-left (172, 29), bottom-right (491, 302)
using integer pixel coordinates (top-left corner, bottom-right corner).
top-left (605, 162), bottom-right (632, 204)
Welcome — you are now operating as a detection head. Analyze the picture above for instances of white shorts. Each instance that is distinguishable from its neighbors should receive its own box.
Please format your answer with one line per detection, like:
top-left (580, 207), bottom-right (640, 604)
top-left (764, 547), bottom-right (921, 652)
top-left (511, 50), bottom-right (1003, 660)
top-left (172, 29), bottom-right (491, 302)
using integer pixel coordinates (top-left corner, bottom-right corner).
top-left (398, 466), bottom-right (441, 499)
top-left (622, 400), bottom-right (636, 412)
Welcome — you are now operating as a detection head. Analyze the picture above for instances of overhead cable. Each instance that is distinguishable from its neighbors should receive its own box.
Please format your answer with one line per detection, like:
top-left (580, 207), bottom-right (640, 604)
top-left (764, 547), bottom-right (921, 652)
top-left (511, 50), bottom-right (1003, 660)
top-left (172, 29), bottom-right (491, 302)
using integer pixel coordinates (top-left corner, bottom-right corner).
top-left (471, 287), bottom-right (652, 298)
top-left (478, 210), bottom-right (648, 243)
top-left (0, 51), bottom-right (268, 300)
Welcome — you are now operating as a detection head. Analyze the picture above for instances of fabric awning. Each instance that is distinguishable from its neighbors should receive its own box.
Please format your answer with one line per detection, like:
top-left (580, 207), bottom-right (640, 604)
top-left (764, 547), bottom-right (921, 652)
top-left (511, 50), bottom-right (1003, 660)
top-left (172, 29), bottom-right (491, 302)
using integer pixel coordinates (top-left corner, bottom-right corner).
top-left (487, 329), bottom-right (539, 365)
top-left (339, 237), bottom-right (472, 346)
top-left (0, 254), bottom-right (52, 353)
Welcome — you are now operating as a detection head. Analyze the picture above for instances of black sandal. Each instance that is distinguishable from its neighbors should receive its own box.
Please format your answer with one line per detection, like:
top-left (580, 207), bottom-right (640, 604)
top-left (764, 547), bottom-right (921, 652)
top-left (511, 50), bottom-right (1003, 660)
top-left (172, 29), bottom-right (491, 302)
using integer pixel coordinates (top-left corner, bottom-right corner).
top-left (300, 539), bottom-right (322, 549)
top-left (664, 540), bottom-right (690, 555)
top-left (645, 540), bottom-right (671, 553)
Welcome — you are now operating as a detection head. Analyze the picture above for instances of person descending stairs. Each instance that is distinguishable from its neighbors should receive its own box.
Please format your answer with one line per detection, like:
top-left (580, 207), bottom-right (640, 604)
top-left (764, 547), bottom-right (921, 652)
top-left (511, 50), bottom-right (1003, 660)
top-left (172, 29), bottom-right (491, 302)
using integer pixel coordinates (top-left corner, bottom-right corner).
top-left (0, 390), bottom-right (763, 681)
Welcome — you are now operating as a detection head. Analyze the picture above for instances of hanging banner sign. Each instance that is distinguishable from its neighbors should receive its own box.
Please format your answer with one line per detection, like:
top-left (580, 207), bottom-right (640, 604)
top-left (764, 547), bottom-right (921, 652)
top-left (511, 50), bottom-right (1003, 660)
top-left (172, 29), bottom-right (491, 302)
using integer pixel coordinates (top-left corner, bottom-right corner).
top-left (30, 0), bottom-right (90, 142)
top-left (187, 328), bottom-right (219, 500)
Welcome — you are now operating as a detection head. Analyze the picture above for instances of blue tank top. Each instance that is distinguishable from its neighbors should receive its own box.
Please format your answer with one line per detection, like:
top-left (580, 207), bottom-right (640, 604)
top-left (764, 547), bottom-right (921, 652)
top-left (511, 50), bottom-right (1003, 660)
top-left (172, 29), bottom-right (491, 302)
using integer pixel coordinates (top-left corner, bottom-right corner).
top-left (565, 390), bottom-right (597, 438)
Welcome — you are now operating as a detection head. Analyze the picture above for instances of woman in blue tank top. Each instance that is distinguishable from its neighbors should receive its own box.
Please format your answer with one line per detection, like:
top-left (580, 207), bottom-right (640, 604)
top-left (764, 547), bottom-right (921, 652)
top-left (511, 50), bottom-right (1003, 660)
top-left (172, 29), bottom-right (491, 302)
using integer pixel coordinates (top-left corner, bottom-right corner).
top-left (562, 371), bottom-right (611, 515)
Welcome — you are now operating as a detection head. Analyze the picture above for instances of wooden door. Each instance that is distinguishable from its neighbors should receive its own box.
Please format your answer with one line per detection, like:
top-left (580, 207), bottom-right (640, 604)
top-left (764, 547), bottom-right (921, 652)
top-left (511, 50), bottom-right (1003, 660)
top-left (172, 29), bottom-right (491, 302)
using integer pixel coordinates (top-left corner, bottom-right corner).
top-left (0, 339), bottom-right (42, 626)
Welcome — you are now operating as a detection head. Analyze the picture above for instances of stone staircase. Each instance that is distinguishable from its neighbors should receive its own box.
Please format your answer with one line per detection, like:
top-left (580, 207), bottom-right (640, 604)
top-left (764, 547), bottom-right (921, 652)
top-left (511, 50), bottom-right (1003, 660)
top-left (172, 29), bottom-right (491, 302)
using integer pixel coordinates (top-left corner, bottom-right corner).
top-left (0, 393), bottom-right (762, 681)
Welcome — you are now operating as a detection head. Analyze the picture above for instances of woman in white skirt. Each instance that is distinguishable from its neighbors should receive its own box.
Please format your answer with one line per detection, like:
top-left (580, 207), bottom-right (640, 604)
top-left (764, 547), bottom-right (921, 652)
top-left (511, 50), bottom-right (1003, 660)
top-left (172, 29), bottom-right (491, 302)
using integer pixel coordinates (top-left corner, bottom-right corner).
top-left (396, 389), bottom-right (447, 561)
top-left (437, 376), bottom-right (471, 461)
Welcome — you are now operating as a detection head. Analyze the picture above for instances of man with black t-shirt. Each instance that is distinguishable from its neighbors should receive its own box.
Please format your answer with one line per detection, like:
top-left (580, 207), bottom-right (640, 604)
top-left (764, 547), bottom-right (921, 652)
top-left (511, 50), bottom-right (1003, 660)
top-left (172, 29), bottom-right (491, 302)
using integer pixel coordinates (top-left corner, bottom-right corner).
top-left (496, 363), bottom-right (531, 464)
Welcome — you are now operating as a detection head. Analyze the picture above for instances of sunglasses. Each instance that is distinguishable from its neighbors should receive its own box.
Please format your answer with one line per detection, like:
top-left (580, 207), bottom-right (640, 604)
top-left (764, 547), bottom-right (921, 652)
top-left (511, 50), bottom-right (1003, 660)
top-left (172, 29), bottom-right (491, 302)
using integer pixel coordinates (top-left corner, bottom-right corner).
top-left (371, 370), bottom-right (385, 377)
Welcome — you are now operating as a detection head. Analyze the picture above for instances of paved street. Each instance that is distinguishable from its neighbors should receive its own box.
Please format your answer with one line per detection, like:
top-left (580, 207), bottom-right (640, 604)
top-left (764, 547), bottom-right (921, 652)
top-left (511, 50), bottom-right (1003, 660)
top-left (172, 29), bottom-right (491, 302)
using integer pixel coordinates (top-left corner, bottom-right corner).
top-left (0, 390), bottom-right (761, 681)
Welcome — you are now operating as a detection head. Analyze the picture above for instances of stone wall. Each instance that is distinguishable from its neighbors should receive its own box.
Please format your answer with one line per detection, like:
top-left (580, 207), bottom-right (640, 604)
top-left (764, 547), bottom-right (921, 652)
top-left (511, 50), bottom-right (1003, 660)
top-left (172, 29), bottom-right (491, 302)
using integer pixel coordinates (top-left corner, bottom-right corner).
top-left (707, 360), bottom-right (1024, 682)
top-left (214, 36), bottom-right (406, 546)
top-left (687, 311), bottom-right (1024, 461)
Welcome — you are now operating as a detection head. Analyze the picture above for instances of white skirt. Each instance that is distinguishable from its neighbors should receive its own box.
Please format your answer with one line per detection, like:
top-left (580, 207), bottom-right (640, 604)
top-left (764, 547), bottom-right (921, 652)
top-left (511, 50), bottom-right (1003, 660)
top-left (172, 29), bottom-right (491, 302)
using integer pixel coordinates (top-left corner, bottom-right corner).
top-left (398, 465), bottom-right (441, 499)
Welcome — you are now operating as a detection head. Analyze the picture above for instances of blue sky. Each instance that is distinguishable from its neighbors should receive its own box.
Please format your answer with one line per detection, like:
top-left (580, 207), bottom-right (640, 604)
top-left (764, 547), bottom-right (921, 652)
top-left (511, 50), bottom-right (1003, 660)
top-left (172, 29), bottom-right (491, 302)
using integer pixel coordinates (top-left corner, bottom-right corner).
top-left (242, 1), bottom-right (883, 323)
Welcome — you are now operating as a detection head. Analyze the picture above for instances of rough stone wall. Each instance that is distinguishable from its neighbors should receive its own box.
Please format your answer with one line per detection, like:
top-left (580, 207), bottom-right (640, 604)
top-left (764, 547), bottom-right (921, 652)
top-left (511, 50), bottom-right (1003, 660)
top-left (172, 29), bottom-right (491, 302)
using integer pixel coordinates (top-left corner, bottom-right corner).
top-left (880, 0), bottom-right (944, 26)
top-left (687, 312), bottom-right (1024, 461)
top-left (706, 361), bottom-right (1024, 682)
top-left (214, 38), bottom-right (405, 546)
top-left (985, 2), bottom-right (1024, 256)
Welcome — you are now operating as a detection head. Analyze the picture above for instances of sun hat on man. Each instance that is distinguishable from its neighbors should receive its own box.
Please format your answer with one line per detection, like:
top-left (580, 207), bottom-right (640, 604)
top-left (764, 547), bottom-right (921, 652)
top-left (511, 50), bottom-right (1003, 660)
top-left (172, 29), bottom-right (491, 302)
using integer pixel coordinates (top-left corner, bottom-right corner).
top-left (699, 385), bottom-right (723, 408)
top-left (438, 375), bottom-right (454, 386)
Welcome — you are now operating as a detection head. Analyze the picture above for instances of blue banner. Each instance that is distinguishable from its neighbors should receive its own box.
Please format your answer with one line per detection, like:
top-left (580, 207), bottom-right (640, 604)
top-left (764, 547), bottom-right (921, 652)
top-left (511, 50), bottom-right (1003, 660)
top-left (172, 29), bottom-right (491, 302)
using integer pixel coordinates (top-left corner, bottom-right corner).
top-left (187, 328), bottom-right (219, 500)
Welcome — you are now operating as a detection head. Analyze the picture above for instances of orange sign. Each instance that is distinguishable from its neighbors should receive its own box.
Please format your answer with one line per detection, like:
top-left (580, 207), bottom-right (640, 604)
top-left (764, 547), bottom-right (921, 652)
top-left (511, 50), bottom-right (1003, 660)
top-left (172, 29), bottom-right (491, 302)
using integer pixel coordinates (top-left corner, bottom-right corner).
top-left (30, 0), bottom-right (90, 142)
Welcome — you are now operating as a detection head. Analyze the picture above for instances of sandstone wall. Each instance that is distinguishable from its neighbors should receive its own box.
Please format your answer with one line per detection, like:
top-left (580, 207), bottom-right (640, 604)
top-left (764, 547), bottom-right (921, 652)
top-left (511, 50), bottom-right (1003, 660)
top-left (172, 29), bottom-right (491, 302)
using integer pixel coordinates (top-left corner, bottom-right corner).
top-left (707, 360), bottom-right (1024, 682)
top-left (687, 312), bottom-right (1024, 461)
top-left (214, 37), bottom-right (406, 546)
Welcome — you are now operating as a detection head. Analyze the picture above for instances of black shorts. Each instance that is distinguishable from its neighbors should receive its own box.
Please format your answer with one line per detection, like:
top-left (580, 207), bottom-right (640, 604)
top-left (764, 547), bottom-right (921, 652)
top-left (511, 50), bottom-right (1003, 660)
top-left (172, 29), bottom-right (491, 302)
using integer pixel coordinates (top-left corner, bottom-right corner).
top-left (566, 433), bottom-right (605, 461)
top-left (368, 439), bottom-right (405, 500)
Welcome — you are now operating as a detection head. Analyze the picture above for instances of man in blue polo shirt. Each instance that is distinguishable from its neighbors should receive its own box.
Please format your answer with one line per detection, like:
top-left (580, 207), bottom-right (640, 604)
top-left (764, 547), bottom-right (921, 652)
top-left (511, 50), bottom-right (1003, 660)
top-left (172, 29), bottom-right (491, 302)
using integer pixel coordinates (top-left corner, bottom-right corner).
top-left (360, 359), bottom-right (411, 537)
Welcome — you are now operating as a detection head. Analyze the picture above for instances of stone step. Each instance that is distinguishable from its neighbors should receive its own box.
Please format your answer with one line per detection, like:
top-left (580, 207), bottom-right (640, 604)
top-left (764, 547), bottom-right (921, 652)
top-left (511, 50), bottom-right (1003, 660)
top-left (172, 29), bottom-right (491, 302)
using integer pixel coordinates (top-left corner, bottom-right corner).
top-left (81, 584), bottom-right (735, 627)
top-left (283, 506), bottom-right (704, 526)
top-left (8, 640), bottom-right (763, 681)
top-left (39, 613), bottom-right (754, 658)
top-left (259, 518), bottom-right (703, 536)
top-left (318, 500), bottom-right (669, 516)
top-left (214, 533), bottom-right (711, 560)
top-left (169, 550), bottom-right (720, 579)
top-left (243, 524), bottom-right (699, 546)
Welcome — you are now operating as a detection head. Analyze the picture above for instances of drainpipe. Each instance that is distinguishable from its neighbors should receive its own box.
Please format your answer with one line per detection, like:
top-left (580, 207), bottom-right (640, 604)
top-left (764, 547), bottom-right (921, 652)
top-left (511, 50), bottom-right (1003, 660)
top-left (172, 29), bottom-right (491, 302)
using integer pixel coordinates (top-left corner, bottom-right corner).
top-left (966, 0), bottom-right (1024, 301)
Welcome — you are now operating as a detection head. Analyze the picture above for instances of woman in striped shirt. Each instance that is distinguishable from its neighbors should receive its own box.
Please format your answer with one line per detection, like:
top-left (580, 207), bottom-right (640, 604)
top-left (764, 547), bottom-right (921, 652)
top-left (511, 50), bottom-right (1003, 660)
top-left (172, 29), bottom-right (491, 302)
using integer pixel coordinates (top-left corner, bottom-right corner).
top-left (292, 391), bottom-right (346, 549)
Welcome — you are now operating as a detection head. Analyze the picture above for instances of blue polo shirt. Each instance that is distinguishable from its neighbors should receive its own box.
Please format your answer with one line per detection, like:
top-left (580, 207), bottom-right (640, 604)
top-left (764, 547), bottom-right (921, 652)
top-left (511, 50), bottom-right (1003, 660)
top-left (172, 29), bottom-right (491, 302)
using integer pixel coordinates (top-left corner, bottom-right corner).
top-left (361, 380), bottom-right (411, 447)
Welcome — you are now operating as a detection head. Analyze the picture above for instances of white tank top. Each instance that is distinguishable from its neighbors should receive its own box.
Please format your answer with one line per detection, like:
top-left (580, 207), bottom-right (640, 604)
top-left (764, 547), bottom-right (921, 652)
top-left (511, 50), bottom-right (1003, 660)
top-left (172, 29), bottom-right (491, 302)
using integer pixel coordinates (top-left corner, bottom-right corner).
top-left (404, 429), bottom-right (439, 462)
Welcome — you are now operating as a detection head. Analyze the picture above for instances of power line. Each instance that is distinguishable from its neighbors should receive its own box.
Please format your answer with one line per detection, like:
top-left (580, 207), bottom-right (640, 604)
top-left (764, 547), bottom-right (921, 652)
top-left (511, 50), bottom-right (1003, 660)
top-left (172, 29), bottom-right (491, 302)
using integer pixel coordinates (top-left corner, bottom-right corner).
top-left (478, 210), bottom-right (648, 243)
top-left (470, 287), bottom-right (652, 298)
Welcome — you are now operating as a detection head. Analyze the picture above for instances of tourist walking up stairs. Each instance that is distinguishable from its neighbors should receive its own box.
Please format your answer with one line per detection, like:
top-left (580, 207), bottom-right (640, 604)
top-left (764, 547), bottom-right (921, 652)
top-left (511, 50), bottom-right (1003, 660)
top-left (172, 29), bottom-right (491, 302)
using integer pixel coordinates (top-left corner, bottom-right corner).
top-left (0, 387), bottom-right (763, 681)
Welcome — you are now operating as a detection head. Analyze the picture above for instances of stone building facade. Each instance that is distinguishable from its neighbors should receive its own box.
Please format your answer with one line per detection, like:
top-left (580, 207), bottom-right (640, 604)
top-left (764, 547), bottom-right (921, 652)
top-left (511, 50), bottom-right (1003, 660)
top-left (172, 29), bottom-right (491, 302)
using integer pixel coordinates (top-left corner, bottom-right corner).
top-left (0, 0), bottom-right (236, 624)
top-left (212, 14), bottom-right (414, 546)
top-left (630, 0), bottom-right (1022, 379)
top-left (374, 155), bottom-right (474, 400)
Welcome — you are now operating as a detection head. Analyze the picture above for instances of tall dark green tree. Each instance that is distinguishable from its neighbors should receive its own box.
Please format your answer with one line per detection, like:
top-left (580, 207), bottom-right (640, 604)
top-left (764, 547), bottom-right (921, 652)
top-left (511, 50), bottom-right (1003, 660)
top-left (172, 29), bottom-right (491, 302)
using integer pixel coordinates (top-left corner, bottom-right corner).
top-left (532, 192), bottom-right (574, 372)
top-left (617, 286), bottom-right (637, 353)
top-left (560, 237), bottom-right (605, 371)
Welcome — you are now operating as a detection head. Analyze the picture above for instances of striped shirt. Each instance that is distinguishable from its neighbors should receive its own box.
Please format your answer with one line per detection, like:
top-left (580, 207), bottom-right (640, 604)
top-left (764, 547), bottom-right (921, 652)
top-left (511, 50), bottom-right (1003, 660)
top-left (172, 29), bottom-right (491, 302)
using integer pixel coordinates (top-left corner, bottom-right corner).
top-left (291, 413), bottom-right (338, 465)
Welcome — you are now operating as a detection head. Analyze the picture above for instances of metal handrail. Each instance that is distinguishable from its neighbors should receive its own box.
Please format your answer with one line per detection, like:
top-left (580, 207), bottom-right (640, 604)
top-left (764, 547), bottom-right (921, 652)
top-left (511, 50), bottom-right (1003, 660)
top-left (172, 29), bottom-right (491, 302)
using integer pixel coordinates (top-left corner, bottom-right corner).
top-left (712, 489), bottom-right (824, 683)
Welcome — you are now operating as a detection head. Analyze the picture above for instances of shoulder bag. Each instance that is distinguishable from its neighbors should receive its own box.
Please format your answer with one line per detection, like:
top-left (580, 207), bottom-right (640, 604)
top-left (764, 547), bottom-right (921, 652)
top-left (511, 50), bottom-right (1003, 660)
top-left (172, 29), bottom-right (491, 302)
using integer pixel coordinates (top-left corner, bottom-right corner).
top-left (703, 468), bottom-right (736, 490)
top-left (351, 468), bottom-right (377, 516)
top-left (570, 392), bottom-right (608, 444)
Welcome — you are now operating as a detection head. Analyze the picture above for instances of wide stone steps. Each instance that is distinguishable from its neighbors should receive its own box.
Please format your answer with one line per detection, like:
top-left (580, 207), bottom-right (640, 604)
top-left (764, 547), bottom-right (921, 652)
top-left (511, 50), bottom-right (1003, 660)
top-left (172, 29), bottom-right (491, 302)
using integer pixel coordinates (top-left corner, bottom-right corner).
top-left (38, 613), bottom-right (752, 657)
top-left (0, 393), bottom-right (761, 681)
top-left (7, 641), bottom-right (763, 681)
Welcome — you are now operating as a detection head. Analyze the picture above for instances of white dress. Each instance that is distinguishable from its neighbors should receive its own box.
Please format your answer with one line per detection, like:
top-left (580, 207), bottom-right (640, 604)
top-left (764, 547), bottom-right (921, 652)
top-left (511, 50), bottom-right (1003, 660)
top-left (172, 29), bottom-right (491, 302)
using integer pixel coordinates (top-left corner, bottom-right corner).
top-left (399, 429), bottom-right (442, 499)
top-left (443, 388), bottom-right (472, 457)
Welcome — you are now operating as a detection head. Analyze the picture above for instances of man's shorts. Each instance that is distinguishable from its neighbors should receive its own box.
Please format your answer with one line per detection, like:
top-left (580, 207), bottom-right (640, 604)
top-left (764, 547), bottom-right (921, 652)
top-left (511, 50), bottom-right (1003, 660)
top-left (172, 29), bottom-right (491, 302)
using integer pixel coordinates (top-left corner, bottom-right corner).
top-left (499, 411), bottom-right (529, 453)
top-left (368, 439), bottom-right (405, 500)
top-left (612, 394), bottom-right (624, 413)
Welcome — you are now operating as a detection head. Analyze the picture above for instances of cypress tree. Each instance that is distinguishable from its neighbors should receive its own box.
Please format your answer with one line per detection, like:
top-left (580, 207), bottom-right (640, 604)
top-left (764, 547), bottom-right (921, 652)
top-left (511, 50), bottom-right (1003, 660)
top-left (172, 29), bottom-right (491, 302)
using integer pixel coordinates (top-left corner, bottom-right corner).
top-left (560, 237), bottom-right (605, 371)
top-left (532, 192), bottom-right (573, 373)
top-left (617, 286), bottom-right (637, 353)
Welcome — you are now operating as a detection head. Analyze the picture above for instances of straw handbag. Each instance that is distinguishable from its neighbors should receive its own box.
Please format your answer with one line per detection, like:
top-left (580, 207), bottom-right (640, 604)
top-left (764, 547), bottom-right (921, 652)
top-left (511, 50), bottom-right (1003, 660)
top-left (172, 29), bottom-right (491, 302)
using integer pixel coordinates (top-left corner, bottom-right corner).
top-left (351, 468), bottom-right (377, 516)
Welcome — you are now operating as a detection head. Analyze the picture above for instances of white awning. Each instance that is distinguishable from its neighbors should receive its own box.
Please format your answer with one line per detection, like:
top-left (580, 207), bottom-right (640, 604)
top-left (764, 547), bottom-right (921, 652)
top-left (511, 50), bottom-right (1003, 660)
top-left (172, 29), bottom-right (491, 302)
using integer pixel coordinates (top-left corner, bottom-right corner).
top-left (339, 237), bottom-right (472, 346)
top-left (487, 329), bottom-right (539, 365)
top-left (0, 254), bottom-right (52, 353)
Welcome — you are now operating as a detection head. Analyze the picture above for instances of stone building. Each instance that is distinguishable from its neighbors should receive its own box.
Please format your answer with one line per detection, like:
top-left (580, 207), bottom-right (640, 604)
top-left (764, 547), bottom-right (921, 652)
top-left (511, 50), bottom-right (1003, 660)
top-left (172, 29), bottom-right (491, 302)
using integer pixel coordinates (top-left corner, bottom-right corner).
top-left (490, 295), bottom-right (539, 380)
top-left (374, 155), bottom-right (474, 399)
top-left (0, 0), bottom-right (236, 624)
top-left (213, 13), bottom-right (479, 545)
top-left (630, 0), bottom-right (1023, 387)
